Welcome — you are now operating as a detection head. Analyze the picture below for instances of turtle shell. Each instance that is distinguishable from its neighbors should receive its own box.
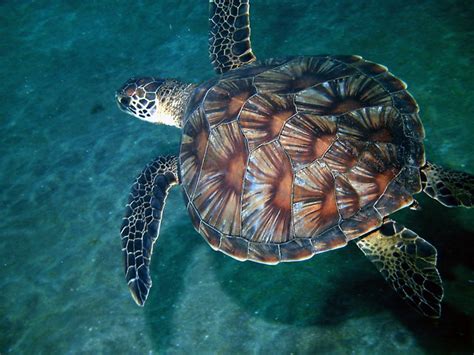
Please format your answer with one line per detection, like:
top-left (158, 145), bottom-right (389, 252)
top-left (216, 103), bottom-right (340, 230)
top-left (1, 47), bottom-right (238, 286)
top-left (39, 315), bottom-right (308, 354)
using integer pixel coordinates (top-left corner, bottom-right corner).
top-left (179, 55), bottom-right (425, 264)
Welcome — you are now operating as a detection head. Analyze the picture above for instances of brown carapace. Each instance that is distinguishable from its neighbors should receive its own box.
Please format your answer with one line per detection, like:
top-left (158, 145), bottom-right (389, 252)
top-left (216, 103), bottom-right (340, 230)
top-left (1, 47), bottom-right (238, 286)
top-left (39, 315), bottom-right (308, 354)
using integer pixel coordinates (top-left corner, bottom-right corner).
top-left (180, 55), bottom-right (424, 264)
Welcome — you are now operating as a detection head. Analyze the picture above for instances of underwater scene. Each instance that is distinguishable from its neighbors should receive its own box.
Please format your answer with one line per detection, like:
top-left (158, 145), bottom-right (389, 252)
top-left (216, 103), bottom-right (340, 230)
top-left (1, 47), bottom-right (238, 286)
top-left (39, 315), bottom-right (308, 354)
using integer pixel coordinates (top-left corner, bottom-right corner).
top-left (1, 0), bottom-right (473, 353)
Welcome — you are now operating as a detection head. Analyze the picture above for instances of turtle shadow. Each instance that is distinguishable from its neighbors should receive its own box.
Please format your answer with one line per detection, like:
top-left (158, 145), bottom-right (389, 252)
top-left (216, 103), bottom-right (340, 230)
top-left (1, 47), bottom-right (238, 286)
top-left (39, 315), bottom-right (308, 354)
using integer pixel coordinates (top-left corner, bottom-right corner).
top-left (143, 219), bottom-right (201, 350)
top-left (212, 195), bottom-right (473, 351)
top-left (212, 240), bottom-right (390, 327)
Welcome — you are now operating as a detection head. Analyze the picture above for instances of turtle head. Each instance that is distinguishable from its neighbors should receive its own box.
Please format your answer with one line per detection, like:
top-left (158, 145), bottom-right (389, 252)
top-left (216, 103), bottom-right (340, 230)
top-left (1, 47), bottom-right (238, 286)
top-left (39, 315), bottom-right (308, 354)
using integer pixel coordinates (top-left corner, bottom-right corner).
top-left (116, 77), bottom-right (194, 128)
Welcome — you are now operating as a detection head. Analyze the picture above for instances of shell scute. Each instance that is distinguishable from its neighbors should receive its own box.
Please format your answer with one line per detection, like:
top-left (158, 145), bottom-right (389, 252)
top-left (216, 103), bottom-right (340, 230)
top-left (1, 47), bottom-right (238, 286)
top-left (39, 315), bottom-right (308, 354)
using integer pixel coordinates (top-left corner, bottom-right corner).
top-left (200, 222), bottom-right (222, 250)
top-left (402, 113), bottom-right (425, 140)
top-left (344, 144), bottom-right (401, 208)
top-left (337, 106), bottom-right (406, 146)
top-left (280, 238), bottom-right (314, 262)
top-left (180, 108), bottom-right (209, 199)
top-left (193, 121), bottom-right (248, 236)
top-left (323, 139), bottom-right (365, 174)
top-left (239, 93), bottom-right (296, 150)
top-left (185, 78), bottom-right (217, 120)
top-left (295, 75), bottom-right (393, 115)
top-left (340, 206), bottom-right (383, 240)
top-left (187, 201), bottom-right (201, 231)
top-left (311, 226), bottom-right (348, 253)
top-left (391, 91), bottom-right (419, 114)
top-left (335, 175), bottom-right (360, 219)
top-left (375, 72), bottom-right (407, 93)
top-left (332, 55), bottom-right (363, 64)
top-left (242, 141), bottom-right (293, 243)
top-left (180, 55), bottom-right (425, 262)
top-left (254, 56), bottom-right (357, 94)
top-left (280, 113), bottom-right (337, 168)
top-left (293, 161), bottom-right (339, 238)
top-left (374, 170), bottom-right (414, 217)
top-left (219, 236), bottom-right (249, 261)
top-left (203, 78), bottom-right (256, 127)
top-left (248, 242), bottom-right (281, 264)
top-left (351, 60), bottom-right (388, 77)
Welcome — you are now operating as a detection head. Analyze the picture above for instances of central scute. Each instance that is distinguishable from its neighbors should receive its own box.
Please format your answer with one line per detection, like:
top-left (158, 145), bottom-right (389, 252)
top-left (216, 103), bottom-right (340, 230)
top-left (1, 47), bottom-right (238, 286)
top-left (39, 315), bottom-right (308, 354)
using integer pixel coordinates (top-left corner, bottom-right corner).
top-left (179, 55), bottom-right (424, 264)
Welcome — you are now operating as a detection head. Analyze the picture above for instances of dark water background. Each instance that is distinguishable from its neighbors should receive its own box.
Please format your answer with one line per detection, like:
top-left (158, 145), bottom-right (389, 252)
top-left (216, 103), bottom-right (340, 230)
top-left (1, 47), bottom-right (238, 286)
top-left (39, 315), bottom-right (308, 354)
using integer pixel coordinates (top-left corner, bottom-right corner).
top-left (1, 0), bottom-right (473, 353)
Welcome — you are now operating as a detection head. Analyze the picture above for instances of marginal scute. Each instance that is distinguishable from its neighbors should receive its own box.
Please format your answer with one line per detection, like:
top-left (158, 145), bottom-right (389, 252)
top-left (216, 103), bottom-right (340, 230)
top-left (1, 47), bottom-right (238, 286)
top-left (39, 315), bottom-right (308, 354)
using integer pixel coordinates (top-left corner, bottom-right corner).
top-left (374, 170), bottom-right (414, 217)
top-left (203, 78), bottom-right (255, 127)
top-left (199, 221), bottom-right (222, 250)
top-left (219, 236), bottom-right (249, 261)
top-left (280, 238), bottom-right (314, 262)
top-left (391, 91), bottom-right (419, 114)
top-left (193, 121), bottom-right (248, 235)
top-left (239, 93), bottom-right (296, 150)
top-left (402, 113), bottom-right (425, 140)
top-left (403, 138), bottom-right (426, 168)
top-left (242, 141), bottom-right (293, 243)
top-left (180, 108), bottom-right (209, 199)
top-left (375, 72), bottom-right (407, 93)
top-left (332, 55), bottom-right (363, 64)
top-left (254, 56), bottom-right (357, 94)
top-left (295, 75), bottom-right (392, 115)
top-left (351, 60), bottom-right (388, 77)
top-left (340, 206), bottom-right (383, 240)
top-left (311, 226), bottom-right (348, 253)
top-left (293, 161), bottom-right (339, 238)
top-left (280, 113), bottom-right (337, 167)
top-left (395, 166), bottom-right (423, 195)
top-left (248, 242), bottom-right (281, 264)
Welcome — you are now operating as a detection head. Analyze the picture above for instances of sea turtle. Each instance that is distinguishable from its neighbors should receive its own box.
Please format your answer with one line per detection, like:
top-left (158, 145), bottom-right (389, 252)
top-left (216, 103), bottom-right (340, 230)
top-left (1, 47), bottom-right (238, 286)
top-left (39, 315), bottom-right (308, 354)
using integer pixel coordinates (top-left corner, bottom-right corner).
top-left (115, 0), bottom-right (473, 317)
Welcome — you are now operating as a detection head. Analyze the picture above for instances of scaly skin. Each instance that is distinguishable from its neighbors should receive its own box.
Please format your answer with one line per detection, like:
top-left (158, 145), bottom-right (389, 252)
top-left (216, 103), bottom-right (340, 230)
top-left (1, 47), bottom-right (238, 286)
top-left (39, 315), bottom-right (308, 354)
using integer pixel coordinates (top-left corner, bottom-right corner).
top-left (116, 77), bottom-right (195, 127)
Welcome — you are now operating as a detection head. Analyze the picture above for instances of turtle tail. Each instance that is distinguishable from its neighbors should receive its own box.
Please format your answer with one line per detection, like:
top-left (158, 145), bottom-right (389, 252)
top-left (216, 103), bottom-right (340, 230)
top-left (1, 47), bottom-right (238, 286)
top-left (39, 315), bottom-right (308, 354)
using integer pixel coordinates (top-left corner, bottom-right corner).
top-left (420, 161), bottom-right (474, 208)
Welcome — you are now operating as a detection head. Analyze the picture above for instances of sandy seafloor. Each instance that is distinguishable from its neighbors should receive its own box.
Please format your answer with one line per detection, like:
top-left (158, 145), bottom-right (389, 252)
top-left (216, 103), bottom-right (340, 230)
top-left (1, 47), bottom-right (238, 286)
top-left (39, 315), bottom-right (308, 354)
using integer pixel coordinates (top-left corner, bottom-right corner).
top-left (1, 0), bottom-right (473, 353)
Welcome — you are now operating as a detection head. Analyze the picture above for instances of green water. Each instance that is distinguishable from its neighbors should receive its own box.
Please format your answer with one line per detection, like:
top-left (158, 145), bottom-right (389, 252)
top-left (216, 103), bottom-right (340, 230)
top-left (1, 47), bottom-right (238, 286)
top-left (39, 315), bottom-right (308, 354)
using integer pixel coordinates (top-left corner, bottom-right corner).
top-left (1, 0), bottom-right (473, 353)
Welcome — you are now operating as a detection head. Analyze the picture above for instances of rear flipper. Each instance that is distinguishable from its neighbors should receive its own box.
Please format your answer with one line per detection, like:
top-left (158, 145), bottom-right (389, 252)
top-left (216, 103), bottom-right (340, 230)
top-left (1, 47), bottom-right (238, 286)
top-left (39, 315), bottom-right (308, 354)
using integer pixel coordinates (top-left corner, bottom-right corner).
top-left (421, 161), bottom-right (474, 207)
top-left (356, 220), bottom-right (444, 318)
top-left (120, 156), bottom-right (179, 306)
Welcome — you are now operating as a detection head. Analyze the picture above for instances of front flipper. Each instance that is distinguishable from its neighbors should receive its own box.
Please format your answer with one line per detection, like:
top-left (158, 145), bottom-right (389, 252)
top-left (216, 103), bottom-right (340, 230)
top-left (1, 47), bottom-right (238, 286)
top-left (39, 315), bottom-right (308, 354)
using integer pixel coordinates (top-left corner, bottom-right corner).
top-left (421, 161), bottom-right (474, 207)
top-left (120, 156), bottom-right (179, 306)
top-left (356, 220), bottom-right (444, 318)
top-left (209, 0), bottom-right (256, 74)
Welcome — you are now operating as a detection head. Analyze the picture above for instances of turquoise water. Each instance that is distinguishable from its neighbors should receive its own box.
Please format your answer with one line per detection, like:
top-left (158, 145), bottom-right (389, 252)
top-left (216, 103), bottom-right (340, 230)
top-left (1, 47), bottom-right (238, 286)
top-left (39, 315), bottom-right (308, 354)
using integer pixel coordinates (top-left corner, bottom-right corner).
top-left (1, 0), bottom-right (473, 353)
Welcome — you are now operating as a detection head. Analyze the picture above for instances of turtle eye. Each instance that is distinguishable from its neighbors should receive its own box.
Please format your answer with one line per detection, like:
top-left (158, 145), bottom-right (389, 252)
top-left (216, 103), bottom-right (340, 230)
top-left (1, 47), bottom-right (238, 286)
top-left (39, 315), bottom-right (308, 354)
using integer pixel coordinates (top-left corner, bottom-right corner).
top-left (120, 96), bottom-right (131, 106)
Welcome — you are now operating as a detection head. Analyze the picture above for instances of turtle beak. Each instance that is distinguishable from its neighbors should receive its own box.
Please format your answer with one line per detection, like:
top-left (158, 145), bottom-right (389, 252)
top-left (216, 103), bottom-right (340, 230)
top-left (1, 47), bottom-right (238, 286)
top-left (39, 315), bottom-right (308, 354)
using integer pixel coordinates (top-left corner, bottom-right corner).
top-left (116, 92), bottom-right (131, 112)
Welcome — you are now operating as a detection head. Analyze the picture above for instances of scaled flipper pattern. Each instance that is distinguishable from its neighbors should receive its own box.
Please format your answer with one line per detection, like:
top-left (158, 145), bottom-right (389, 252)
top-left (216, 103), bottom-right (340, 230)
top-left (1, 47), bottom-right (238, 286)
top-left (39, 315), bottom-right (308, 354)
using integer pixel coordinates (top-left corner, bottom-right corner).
top-left (421, 161), bottom-right (474, 208)
top-left (120, 156), bottom-right (179, 306)
top-left (356, 220), bottom-right (444, 318)
top-left (209, 0), bottom-right (256, 74)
